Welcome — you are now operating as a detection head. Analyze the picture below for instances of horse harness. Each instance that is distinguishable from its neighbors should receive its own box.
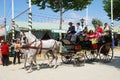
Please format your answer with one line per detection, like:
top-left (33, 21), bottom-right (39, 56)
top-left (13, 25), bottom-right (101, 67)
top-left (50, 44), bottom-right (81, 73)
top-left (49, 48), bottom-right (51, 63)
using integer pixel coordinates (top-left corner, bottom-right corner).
top-left (21, 39), bottom-right (58, 53)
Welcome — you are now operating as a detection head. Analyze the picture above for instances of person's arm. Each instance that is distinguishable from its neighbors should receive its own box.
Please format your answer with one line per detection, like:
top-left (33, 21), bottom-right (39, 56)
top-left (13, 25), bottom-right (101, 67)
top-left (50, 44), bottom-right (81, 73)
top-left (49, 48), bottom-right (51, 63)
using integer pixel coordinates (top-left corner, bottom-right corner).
top-left (67, 27), bottom-right (70, 34)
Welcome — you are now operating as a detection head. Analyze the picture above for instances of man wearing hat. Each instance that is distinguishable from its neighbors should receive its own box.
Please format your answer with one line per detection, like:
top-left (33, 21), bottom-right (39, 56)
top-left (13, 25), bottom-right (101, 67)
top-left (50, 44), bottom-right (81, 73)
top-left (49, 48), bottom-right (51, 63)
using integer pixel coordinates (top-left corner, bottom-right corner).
top-left (66, 22), bottom-right (76, 39)
top-left (67, 22), bottom-right (76, 34)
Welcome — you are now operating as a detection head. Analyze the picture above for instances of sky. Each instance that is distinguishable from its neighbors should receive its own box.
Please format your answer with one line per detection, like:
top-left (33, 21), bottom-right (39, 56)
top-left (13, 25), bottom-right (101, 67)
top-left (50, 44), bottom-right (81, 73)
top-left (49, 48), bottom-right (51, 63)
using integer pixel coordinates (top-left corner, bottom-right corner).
top-left (0, 0), bottom-right (120, 30)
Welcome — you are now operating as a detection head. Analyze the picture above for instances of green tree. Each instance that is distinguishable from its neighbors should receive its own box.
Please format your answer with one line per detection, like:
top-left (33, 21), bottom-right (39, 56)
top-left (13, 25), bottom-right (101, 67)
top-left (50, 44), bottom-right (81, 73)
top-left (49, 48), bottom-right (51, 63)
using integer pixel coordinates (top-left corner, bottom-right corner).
top-left (103, 0), bottom-right (120, 20)
top-left (92, 18), bottom-right (103, 28)
top-left (31, 0), bottom-right (93, 39)
top-left (31, 0), bottom-right (93, 29)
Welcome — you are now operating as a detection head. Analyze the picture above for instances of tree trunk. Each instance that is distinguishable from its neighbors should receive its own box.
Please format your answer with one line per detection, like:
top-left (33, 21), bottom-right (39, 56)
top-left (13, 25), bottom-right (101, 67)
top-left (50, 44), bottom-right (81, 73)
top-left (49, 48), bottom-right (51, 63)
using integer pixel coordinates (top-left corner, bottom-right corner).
top-left (59, 2), bottom-right (63, 53)
top-left (59, 2), bottom-right (62, 40)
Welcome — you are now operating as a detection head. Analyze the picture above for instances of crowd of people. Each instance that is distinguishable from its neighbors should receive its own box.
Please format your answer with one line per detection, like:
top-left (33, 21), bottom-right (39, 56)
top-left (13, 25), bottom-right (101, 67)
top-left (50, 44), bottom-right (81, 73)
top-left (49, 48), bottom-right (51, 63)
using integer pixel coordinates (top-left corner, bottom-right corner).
top-left (66, 22), bottom-right (110, 44)
top-left (0, 22), bottom-right (111, 66)
top-left (0, 39), bottom-right (21, 66)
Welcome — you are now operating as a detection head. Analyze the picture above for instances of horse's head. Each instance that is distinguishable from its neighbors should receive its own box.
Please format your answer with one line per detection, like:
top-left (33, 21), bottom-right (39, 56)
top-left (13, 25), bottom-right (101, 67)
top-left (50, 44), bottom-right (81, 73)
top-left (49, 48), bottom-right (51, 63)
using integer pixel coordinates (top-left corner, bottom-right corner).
top-left (20, 32), bottom-right (37, 44)
top-left (20, 32), bottom-right (28, 45)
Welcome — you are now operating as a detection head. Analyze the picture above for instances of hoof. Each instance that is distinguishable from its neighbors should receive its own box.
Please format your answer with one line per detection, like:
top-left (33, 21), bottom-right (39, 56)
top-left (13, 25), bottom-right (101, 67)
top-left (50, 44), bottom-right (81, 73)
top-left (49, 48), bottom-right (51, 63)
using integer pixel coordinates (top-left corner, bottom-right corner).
top-left (37, 66), bottom-right (40, 70)
top-left (27, 69), bottom-right (33, 73)
top-left (53, 65), bottom-right (58, 69)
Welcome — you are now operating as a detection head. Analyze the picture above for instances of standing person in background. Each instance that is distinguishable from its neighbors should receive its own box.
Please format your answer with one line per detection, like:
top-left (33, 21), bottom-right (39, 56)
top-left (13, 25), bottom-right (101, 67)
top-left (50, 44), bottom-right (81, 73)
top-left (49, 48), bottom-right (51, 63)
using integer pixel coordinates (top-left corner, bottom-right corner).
top-left (0, 42), bottom-right (2, 65)
top-left (1, 40), bottom-right (9, 66)
top-left (13, 39), bottom-right (21, 64)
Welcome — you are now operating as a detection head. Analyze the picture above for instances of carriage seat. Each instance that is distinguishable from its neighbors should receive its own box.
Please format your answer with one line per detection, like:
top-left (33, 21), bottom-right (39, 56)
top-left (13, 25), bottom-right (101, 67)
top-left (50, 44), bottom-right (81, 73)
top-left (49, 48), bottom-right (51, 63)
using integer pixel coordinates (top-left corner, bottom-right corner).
top-left (61, 39), bottom-right (81, 53)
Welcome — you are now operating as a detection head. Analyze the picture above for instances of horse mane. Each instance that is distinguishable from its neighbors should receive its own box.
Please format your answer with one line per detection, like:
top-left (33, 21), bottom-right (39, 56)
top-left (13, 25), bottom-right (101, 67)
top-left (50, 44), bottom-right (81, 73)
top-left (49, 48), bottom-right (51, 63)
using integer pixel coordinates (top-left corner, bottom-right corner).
top-left (24, 32), bottom-right (38, 42)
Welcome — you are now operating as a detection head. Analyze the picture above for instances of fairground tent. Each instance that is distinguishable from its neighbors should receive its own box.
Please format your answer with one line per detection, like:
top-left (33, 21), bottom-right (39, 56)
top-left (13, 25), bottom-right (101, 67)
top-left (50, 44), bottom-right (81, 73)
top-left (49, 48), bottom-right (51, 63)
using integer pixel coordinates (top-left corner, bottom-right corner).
top-left (16, 21), bottom-right (68, 31)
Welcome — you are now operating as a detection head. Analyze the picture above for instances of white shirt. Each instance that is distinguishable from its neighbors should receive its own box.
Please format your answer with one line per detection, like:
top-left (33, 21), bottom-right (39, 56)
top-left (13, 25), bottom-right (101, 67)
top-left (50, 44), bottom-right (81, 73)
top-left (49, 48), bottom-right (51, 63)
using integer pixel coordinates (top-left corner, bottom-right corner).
top-left (76, 26), bottom-right (83, 34)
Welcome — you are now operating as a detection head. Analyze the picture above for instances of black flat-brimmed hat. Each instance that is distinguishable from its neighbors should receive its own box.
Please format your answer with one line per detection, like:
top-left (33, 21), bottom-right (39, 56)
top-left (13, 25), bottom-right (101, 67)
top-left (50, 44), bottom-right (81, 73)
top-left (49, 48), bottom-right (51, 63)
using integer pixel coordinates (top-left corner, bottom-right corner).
top-left (68, 22), bottom-right (73, 25)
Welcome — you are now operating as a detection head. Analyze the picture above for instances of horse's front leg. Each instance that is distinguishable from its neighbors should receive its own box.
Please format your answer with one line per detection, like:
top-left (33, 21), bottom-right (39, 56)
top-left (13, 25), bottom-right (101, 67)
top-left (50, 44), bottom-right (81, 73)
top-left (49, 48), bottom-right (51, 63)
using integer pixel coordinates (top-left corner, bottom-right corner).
top-left (46, 50), bottom-right (54, 67)
top-left (28, 57), bottom-right (33, 73)
top-left (54, 51), bottom-right (58, 68)
top-left (47, 50), bottom-right (58, 68)
top-left (27, 56), bottom-right (39, 73)
top-left (24, 53), bottom-right (28, 70)
top-left (33, 55), bottom-right (40, 70)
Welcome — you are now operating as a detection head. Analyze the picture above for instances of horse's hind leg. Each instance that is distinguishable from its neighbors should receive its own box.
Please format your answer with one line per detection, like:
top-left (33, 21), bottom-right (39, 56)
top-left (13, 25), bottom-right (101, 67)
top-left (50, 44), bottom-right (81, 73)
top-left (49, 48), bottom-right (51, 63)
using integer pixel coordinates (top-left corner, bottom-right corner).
top-left (49, 51), bottom-right (58, 68)
top-left (54, 53), bottom-right (58, 68)
top-left (46, 50), bottom-right (54, 67)
top-left (46, 50), bottom-right (58, 68)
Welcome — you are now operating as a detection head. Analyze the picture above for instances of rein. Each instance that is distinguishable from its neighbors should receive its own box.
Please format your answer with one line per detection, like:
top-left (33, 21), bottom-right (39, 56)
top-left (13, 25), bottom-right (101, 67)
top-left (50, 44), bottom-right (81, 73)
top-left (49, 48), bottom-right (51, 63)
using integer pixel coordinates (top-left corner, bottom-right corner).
top-left (21, 39), bottom-right (38, 49)
top-left (22, 39), bottom-right (59, 54)
top-left (27, 39), bottom-right (40, 49)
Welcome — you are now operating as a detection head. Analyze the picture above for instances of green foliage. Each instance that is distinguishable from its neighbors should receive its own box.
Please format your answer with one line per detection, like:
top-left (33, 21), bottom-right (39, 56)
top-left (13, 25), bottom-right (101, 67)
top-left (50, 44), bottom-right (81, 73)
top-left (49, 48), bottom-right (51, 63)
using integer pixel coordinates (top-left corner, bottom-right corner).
top-left (103, 0), bottom-right (120, 20)
top-left (31, 0), bottom-right (93, 33)
top-left (31, 0), bottom-right (93, 13)
top-left (92, 18), bottom-right (103, 28)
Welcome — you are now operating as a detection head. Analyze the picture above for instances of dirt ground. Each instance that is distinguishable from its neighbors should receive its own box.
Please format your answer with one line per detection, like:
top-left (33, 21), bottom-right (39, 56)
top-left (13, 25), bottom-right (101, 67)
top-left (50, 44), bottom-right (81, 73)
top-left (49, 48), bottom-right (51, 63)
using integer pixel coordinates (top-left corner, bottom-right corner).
top-left (0, 47), bottom-right (120, 80)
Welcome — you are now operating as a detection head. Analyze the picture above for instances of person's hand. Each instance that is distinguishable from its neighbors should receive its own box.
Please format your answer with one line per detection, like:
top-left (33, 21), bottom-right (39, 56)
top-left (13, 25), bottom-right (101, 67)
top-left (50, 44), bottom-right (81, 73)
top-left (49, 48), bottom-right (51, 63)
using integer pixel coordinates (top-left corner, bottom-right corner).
top-left (67, 31), bottom-right (70, 34)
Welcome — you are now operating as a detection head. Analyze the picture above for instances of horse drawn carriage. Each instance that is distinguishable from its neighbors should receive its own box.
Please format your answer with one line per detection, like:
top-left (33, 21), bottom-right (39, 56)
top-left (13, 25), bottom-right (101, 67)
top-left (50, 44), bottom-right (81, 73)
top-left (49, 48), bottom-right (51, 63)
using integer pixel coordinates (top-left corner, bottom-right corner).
top-left (61, 31), bottom-right (114, 64)
top-left (81, 34), bottom-right (113, 62)
top-left (60, 39), bottom-right (85, 66)
top-left (19, 30), bottom-right (113, 72)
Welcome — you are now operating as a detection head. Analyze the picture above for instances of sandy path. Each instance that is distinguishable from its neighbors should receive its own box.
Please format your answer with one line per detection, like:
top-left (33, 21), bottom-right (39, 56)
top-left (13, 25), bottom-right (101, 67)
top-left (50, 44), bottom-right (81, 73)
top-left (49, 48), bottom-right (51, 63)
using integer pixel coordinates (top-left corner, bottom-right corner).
top-left (0, 47), bottom-right (120, 80)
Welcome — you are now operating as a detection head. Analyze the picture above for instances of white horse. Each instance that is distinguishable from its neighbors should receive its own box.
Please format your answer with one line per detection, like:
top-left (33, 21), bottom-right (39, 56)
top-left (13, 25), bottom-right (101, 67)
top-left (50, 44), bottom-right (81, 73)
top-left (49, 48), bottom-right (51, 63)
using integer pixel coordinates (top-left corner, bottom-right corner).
top-left (20, 32), bottom-right (60, 71)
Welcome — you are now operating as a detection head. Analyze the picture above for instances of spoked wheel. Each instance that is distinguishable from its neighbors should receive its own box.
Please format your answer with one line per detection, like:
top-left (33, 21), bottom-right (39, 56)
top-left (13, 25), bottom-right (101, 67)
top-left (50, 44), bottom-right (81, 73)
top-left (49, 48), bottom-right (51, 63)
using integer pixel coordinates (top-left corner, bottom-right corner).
top-left (73, 53), bottom-right (85, 66)
top-left (61, 54), bottom-right (72, 64)
top-left (85, 49), bottom-right (98, 61)
top-left (98, 44), bottom-right (113, 62)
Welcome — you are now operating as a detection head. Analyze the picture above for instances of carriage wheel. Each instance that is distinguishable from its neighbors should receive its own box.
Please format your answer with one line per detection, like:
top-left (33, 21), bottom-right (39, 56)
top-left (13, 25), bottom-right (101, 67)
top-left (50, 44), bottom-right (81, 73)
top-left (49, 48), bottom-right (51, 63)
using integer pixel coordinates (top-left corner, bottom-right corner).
top-left (98, 44), bottom-right (113, 62)
top-left (85, 49), bottom-right (98, 61)
top-left (61, 54), bottom-right (72, 64)
top-left (73, 53), bottom-right (85, 66)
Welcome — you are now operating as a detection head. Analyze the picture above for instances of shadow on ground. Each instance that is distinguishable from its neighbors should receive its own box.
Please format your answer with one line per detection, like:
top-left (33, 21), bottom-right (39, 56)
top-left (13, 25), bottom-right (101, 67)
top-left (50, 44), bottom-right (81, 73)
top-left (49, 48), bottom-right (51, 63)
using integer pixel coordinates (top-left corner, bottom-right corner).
top-left (102, 56), bottom-right (120, 69)
top-left (21, 63), bottom-right (55, 72)
top-left (84, 55), bottom-right (120, 69)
